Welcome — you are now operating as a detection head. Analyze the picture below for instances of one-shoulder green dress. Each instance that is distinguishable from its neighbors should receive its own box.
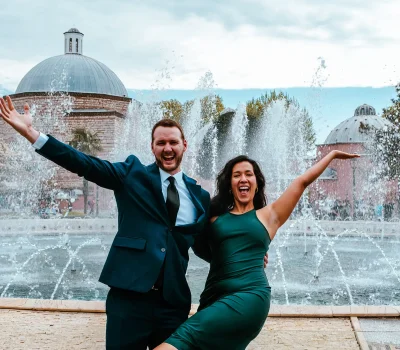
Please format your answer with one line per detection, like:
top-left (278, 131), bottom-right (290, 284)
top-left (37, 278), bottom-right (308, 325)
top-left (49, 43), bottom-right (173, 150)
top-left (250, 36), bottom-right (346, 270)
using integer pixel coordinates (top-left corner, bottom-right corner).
top-left (166, 209), bottom-right (271, 350)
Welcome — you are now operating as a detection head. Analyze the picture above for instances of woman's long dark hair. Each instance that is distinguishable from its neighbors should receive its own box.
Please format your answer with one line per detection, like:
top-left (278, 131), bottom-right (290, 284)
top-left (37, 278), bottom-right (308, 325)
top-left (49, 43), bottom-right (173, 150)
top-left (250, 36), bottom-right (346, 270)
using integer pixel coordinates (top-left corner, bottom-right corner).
top-left (210, 155), bottom-right (267, 217)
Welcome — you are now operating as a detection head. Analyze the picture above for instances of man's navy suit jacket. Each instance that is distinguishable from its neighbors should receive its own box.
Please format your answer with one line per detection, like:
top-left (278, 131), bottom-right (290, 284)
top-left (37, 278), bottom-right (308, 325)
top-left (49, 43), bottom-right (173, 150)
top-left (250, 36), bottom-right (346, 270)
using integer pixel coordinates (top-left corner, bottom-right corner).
top-left (36, 136), bottom-right (211, 310)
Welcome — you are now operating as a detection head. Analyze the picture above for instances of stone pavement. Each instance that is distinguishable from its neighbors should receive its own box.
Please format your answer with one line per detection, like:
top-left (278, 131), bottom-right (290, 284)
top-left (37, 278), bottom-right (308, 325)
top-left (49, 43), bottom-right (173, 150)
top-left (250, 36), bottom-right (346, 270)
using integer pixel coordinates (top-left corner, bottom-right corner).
top-left (1, 298), bottom-right (399, 349)
top-left (1, 308), bottom-right (105, 350)
top-left (0, 309), bottom-right (360, 350)
top-left (249, 317), bottom-right (359, 350)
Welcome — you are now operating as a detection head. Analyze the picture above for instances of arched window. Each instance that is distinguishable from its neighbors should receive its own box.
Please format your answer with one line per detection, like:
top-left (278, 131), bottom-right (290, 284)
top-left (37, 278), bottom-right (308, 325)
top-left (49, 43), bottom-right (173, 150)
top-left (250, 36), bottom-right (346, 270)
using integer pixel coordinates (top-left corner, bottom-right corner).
top-left (69, 38), bottom-right (72, 52)
top-left (76, 38), bottom-right (79, 52)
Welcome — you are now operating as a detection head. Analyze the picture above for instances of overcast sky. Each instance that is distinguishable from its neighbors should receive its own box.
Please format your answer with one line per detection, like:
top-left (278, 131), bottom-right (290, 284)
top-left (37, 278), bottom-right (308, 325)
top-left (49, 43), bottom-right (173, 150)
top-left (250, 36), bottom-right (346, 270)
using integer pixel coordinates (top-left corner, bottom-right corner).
top-left (1, 0), bottom-right (400, 91)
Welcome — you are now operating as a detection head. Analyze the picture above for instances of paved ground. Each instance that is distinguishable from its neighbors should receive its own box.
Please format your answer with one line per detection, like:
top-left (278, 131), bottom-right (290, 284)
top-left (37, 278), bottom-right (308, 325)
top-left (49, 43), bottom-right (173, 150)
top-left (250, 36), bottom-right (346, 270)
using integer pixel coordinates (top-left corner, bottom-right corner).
top-left (249, 317), bottom-right (360, 350)
top-left (1, 308), bottom-right (361, 350)
top-left (359, 318), bottom-right (400, 350)
top-left (1, 309), bottom-right (106, 350)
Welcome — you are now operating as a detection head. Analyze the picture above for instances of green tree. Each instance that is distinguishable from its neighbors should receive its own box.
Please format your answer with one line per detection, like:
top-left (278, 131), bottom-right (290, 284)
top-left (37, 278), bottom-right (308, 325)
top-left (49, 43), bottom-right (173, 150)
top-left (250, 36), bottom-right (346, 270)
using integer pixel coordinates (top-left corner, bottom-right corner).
top-left (160, 99), bottom-right (185, 123)
top-left (383, 84), bottom-right (400, 126)
top-left (246, 90), bottom-right (316, 151)
top-left (361, 84), bottom-right (400, 180)
top-left (69, 128), bottom-right (103, 215)
top-left (246, 91), bottom-right (290, 119)
top-left (160, 95), bottom-right (225, 124)
top-left (200, 95), bottom-right (225, 122)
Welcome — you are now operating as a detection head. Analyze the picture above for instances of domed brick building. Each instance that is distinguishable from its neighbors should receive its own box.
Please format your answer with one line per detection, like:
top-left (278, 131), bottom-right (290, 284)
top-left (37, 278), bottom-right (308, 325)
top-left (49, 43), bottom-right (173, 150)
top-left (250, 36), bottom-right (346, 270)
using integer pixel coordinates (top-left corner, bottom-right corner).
top-left (0, 28), bottom-right (132, 212)
top-left (4, 28), bottom-right (131, 160)
top-left (310, 104), bottom-right (398, 219)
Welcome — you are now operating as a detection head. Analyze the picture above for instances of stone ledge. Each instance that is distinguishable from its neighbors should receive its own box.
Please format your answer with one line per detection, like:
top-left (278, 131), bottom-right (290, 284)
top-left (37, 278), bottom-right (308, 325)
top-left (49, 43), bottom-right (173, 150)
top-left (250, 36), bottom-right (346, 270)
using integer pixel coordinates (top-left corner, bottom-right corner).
top-left (0, 298), bottom-right (105, 313)
top-left (9, 91), bottom-right (132, 102)
top-left (2, 218), bottom-right (400, 237)
top-left (1, 298), bottom-right (399, 318)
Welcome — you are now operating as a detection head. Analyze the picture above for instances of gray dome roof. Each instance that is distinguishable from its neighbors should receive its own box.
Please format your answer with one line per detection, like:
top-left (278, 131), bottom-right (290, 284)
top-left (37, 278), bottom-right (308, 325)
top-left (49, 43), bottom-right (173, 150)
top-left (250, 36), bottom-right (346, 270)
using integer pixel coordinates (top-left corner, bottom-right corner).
top-left (324, 104), bottom-right (392, 144)
top-left (15, 54), bottom-right (128, 97)
top-left (64, 27), bottom-right (82, 34)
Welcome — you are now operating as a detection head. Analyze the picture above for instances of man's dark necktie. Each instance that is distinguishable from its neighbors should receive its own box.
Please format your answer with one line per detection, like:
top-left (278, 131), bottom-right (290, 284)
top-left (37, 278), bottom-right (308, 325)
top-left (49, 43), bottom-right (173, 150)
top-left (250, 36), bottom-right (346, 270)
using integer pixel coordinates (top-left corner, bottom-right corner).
top-left (166, 176), bottom-right (180, 226)
top-left (154, 176), bottom-right (180, 289)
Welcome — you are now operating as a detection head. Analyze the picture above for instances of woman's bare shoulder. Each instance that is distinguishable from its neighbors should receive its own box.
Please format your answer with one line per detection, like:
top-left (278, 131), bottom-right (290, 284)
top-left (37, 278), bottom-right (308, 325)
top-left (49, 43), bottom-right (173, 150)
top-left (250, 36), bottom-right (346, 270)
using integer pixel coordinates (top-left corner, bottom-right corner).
top-left (256, 204), bottom-right (279, 240)
top-left (257, 204), bottom-right (273, 217)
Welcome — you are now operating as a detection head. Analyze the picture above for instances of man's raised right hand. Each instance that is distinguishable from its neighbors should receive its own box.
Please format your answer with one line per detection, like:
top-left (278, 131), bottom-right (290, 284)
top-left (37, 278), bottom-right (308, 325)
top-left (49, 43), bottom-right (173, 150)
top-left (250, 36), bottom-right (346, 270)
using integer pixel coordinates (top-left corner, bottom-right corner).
top-left (0, 96), bottom-right (39, 143)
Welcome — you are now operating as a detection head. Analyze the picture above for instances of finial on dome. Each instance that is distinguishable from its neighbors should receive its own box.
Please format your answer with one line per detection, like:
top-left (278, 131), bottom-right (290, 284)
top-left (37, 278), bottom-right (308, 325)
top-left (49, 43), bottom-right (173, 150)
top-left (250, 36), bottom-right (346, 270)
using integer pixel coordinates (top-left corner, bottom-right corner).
top-left (354, 104), bottom-right (376, 116)
top-left (64, 28), bottom-right (84, 55)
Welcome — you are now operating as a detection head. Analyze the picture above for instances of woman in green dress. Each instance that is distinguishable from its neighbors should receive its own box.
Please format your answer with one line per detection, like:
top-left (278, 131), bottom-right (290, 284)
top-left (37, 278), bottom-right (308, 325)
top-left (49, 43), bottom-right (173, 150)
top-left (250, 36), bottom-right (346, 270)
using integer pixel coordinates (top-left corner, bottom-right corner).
top-left (156, 151), bottom-right (359, 350)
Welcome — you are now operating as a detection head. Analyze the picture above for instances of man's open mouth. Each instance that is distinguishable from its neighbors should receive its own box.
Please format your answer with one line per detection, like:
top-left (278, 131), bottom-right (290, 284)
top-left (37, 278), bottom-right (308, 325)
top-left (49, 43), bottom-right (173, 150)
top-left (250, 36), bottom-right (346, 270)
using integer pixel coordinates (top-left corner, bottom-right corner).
top-left (163, 155), bottom-right (175, 162)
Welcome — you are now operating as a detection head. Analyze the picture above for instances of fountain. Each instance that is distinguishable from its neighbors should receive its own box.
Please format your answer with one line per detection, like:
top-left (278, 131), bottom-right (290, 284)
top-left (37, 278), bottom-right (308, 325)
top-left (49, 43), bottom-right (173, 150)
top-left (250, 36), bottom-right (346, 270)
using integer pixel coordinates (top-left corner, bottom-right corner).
top-left (0, 65), bottom-right (399, 306)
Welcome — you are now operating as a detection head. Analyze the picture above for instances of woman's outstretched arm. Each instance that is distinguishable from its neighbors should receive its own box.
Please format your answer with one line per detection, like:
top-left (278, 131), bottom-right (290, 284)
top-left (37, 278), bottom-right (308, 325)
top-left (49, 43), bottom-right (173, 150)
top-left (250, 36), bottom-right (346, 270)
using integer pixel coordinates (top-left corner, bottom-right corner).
top-left (259, 150), bottom-right (359, 240)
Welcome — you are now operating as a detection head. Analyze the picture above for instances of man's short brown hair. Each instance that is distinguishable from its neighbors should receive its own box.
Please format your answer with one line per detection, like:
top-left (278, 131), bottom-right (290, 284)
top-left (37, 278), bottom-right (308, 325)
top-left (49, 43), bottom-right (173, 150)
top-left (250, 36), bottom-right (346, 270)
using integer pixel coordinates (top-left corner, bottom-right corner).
top-left (151, 118), bottom-right (186, 142)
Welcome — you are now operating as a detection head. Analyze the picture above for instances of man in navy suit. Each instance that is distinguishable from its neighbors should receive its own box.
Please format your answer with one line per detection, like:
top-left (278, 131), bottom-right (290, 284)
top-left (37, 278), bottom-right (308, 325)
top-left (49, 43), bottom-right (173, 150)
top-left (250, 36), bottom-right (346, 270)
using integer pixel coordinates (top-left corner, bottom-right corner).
top-left (0, 96), bottom-right (212, 349)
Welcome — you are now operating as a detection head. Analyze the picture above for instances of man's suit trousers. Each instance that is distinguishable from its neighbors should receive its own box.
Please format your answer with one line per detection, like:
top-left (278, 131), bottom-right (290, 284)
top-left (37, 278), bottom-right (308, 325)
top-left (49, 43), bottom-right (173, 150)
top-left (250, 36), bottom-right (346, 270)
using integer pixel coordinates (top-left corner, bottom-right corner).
top-left (105, 287), bottom-right (188, 350)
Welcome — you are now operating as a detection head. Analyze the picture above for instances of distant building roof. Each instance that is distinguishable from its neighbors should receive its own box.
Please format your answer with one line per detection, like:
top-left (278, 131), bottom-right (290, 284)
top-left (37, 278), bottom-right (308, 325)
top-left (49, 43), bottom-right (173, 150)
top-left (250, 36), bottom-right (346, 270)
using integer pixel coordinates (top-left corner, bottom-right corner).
top-left (324, 104), bottom-right (392, 144)
top-left (64, 28), bottom-right (83, 34)
top-left (15, 29), bottom-right (128, 98)
top-left (354, 104), bottom-right (376, 116)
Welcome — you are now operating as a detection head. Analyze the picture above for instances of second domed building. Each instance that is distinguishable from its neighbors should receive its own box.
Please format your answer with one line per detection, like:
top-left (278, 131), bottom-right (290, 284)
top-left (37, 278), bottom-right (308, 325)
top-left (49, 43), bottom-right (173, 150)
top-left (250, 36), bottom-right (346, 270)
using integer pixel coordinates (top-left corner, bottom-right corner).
top-left (324, 104), bottom-right (392, 144)
top-left (310, 104), bottom-right (397, 219)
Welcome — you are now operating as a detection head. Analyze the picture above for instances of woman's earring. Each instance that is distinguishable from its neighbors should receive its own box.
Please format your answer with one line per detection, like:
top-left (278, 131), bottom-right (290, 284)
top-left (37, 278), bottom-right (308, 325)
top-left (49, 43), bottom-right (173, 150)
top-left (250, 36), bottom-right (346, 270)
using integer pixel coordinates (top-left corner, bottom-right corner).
top-left (255, 188), bottom-right (259, 193)
top-left (229, 189), bottom-right (232, 193)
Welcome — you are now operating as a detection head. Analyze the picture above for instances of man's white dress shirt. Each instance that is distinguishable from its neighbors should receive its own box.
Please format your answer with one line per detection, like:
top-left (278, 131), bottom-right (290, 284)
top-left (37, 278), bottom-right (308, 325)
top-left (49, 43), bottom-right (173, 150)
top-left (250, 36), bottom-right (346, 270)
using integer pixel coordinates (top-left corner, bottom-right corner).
top-left (159, 168), bottom-right (197, 226)
top-left (33, 133), bottom-right (198, 226)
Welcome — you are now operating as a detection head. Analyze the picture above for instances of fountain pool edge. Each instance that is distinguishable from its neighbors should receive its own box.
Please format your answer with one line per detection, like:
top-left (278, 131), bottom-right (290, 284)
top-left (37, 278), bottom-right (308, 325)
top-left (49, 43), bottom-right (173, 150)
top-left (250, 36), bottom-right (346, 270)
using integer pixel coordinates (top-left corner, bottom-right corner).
top-left (0, 297), bottom-right (399, 317)
top-left (1, 218), bottom-right (400, 237)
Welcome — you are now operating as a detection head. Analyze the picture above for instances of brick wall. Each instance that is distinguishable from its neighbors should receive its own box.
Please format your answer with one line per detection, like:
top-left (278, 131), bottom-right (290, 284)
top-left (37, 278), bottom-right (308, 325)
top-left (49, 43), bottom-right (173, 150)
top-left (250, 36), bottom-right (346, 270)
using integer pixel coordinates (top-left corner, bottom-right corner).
top-left (0, 93), bottom-right (130, 143)
top-left (0, 93), bottom-right (131, 211)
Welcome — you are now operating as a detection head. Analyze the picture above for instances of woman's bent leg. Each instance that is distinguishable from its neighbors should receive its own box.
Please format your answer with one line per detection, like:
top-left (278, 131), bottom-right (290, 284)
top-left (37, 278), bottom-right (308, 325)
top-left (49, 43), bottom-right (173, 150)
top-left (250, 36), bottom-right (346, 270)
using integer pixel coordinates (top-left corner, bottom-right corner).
top-left (163, 290), bottom-right (271, 350)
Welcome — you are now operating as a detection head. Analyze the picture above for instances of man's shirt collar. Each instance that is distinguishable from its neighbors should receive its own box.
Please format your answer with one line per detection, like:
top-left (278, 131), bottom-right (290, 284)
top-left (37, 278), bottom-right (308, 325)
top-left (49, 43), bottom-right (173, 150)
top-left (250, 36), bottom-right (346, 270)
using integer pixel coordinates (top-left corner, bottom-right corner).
top-left (159, 167), bottom-right (183, 184)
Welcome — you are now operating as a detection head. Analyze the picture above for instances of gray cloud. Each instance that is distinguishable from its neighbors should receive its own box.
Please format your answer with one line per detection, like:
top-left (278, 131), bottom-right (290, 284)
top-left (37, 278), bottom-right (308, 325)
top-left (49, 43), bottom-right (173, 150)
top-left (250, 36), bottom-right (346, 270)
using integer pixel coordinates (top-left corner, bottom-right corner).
top-left (0, 0), bottom-right (398, 90)
top-left (139, 0), bottom-right (396, 46)
top-left (1, 0), bottom-right (394, 61)
top-left (0, 1), bottom-right (168, 81)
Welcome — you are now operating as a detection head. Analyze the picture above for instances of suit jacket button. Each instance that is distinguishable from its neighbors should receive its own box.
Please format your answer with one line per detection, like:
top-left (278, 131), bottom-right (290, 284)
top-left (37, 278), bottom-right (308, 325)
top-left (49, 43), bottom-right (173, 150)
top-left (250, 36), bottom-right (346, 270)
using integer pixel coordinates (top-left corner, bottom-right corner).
top-left (161, 248), bottom-right (166, 253)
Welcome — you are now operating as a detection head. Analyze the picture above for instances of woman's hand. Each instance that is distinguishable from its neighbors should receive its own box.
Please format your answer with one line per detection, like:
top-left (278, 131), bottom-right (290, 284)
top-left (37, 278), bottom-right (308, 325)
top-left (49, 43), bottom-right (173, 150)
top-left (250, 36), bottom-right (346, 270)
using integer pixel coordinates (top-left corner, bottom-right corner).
top-left (0, 96), bottom-right (39, 143)
top-left (331, 150), bottom-right (360, 160)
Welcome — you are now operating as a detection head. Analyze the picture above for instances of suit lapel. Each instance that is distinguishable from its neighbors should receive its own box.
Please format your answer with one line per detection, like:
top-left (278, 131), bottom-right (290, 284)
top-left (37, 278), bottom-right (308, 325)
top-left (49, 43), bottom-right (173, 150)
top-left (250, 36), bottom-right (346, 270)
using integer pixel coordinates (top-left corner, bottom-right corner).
top-left (146, 163), bottom-right (170, 226)
top-left (183, 174), bottom-right (205, 221)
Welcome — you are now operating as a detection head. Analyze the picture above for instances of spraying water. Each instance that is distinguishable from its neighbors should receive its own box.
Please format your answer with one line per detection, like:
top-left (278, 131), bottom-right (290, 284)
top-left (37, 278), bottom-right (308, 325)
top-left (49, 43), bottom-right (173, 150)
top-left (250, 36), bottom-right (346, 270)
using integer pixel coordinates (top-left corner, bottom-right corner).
top-left (0, 64), bottom-right (399, 305)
